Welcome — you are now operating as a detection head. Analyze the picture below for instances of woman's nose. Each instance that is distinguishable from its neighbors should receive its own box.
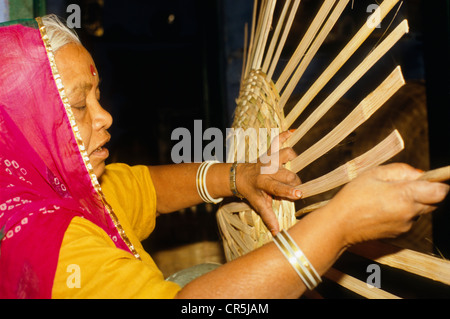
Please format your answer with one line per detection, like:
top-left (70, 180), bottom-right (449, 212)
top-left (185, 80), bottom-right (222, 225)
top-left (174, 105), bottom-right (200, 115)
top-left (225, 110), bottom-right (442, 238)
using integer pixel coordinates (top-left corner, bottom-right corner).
top-left (93, 102), bottom-right (113, 131)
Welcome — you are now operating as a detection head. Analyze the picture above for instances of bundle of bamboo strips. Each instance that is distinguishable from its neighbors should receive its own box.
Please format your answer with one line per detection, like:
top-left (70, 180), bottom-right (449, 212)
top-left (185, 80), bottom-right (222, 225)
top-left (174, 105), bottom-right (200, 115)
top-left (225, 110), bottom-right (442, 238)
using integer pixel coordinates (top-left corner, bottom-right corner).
top-left (216, 0), bottom-right (450, 298)
top-left (219, 0), bottom-right (407, 261)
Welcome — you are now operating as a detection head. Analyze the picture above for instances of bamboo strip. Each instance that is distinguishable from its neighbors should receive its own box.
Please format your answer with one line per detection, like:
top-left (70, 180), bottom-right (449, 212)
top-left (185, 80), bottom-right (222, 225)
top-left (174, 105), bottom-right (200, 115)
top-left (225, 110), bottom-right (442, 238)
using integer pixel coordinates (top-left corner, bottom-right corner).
top-left (294, 130), bottom-right (404, 197)
top-left (419, 166), bottom-right (450, 182)
top-left (249, 0), bottom-right (267, 70)
top-left (217, 208), bottom-right (237, 260)
top-left (324, 268), bottom-right (401, 299)
top-left (284, 0), bottom-right (402, 128)
top-left (219, 209), bottom-right (253, 255)
top-left (286, 19), bottom-right (409, 144)
top-left (217, 202), bottom-right (261, 259)
top-left (296, 200), bottom-right (329, 217)
top-left (288, 66), bottom-right (405, 172)
top-left (241, 23), bottom-right (249, 85)
top-left (245, 0), bottom-right (262, 77)
top-left (278, 2), bottom-right (350, 109)
top-left (225, 212), bottom-right (252, 235)
top-left (220, 201), bottom-right (253, 214)
top-left (253, 0), bottom-right (271, 68)
top-left (275, 0), bottom-right (338, 92)
top-left (266, 0), bottom-right (302, 79)
top-left (348, 241), bottom-right (450, 285)
top-left (252, 0), bottom-right (277, 70)
top-left (296, 165), bottom-right (450, 217)
top-left (262, 0), bottom-right (292, 73)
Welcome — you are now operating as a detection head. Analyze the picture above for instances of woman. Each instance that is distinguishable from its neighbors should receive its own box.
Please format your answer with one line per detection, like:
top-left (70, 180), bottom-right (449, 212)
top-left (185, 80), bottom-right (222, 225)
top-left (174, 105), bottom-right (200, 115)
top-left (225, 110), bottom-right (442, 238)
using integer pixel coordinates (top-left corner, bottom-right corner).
top-left (0, 15), bottom-right (448, 299)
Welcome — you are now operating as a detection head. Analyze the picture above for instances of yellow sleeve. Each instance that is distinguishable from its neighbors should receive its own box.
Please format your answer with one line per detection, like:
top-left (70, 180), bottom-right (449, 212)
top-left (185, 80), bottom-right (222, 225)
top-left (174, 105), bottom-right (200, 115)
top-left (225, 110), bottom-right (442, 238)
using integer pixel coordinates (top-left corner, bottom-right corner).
top-left (100, 163), bottom-right (157, 241)
top-left (51, 216), bottom-right (181, 298)
top-left (52, 163), bottom-right (181, 298)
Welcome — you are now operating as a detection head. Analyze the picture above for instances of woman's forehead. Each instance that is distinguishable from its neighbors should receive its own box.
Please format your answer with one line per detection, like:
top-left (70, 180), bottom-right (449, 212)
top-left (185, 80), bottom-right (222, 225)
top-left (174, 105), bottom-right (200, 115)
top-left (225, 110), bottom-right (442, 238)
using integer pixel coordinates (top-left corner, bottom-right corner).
top-left (55, 43), bottom-right (99, 95)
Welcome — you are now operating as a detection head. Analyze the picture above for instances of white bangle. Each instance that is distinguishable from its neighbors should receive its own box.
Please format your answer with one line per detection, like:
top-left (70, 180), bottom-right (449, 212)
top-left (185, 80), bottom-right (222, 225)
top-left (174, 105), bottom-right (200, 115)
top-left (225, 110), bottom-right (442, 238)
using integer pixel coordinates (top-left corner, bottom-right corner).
top-left (273, 229), bottom-right (321, 290)
top-left (196, 161), bottom-right (223, 204)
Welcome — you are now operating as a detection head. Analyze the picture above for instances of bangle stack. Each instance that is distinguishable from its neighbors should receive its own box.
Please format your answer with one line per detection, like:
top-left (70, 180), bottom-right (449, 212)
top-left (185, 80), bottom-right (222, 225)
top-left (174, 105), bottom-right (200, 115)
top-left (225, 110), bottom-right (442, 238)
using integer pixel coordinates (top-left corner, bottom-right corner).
top-left (230, 162), bottom-right (245, 199)
top-left (273, 229), bottom-right (322, 290)
top-left (196, 161), bottom-right (223, 204)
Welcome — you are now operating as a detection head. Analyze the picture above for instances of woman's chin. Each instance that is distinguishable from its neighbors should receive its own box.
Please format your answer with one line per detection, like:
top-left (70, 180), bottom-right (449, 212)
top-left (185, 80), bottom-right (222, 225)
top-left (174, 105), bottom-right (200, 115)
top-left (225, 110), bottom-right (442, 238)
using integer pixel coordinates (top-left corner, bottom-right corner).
top-left (91, 161), bottom-right (106, 179)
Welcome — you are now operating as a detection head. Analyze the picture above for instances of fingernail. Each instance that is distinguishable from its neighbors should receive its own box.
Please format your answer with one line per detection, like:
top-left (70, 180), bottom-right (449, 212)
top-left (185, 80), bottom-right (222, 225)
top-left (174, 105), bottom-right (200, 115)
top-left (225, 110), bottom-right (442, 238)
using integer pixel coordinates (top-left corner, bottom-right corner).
top-left (289, 129), bottom-right (296, 133)
top-left (294, 190), bottom-right (302, 198)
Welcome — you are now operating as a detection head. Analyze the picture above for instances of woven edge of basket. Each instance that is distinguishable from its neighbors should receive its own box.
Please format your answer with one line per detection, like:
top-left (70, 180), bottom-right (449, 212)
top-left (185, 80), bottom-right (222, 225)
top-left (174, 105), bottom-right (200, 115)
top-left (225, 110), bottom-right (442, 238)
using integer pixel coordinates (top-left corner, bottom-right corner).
top-left (218, 68), bottom-right (297, 262)
top-left (217, 200), bottom-right (296, 262)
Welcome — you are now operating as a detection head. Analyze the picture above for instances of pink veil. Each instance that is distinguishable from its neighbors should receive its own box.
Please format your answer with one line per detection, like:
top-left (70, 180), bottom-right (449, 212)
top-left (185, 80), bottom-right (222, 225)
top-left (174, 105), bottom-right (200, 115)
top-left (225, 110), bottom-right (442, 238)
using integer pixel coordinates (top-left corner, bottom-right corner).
top-left (0, 19), bottom-right (138, 298)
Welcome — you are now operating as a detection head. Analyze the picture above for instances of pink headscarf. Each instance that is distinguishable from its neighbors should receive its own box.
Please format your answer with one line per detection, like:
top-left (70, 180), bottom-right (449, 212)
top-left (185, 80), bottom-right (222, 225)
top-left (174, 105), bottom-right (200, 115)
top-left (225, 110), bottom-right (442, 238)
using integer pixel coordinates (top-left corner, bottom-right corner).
top-left (0, 19), bottom-right (137, 298)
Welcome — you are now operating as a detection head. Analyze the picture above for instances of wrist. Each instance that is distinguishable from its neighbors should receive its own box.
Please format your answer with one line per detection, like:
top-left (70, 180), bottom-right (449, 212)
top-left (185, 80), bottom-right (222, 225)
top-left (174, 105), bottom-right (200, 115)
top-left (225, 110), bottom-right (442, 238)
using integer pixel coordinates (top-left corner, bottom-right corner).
top-left (206, 162), bottom-right (234, 199)
top-left (317, 203), bottom-right (353, 250)
top-left (289, 205), bottom-right (350, 275)
top-left (230, 162), bottom-right (245, 199)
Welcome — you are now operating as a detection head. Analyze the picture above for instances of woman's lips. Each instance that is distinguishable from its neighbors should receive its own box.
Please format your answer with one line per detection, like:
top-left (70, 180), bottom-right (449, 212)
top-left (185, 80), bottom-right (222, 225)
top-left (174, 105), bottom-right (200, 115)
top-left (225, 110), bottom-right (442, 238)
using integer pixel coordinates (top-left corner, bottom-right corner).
top-left (91, 146), bottom-right (109, 160)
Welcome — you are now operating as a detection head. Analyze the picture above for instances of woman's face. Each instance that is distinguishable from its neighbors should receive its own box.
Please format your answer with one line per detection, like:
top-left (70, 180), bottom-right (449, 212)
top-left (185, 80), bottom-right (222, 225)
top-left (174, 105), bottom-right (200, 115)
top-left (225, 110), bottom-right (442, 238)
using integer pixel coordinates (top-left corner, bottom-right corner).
top-left (55, 43), bottom-right (112, 178)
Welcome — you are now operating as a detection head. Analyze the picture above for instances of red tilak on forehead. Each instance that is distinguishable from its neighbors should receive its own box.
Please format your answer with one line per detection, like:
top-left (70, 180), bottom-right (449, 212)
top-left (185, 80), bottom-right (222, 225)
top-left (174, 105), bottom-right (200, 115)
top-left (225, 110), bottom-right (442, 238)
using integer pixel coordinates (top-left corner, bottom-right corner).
top-left (90, 64), bottom-right (97, 76)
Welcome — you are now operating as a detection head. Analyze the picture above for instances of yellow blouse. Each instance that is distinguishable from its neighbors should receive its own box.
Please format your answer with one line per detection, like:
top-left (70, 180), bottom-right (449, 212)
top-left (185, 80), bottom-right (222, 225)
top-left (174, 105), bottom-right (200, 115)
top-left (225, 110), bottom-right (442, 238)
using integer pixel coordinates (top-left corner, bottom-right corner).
top-left (51, 163), bottom-right (181, 298)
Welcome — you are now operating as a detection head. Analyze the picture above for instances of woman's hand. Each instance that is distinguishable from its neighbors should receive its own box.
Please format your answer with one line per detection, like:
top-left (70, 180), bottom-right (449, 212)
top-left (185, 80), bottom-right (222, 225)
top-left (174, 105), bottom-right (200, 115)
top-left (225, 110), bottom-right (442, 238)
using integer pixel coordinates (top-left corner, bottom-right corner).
top-left (234, 131), bottom-right (302, 235)
top-left (327, 163), bottom-right (450, 247)
top-left (149, 131), bottom-right (301, 216)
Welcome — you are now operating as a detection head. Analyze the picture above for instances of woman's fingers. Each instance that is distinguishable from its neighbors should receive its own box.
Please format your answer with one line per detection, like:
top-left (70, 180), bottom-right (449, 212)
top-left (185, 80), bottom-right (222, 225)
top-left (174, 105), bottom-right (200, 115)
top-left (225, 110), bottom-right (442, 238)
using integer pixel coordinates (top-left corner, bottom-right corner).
top-left (237, 162), bottom-right (302, 234)
top-left (266, 130), bottom-right (294, 157)
top-left (409, 180), bottom-right (450, 206)
top-left (256, 174), bottom-right (302, 200)
top-left (271, 167), bottom-right (301, 186)
top-left (278, 147), bottom-right (297, 165)
top-left (332, 163), bottom-right (450, 245)
top-left (247, 191), bottom-right (280, 235)
top-left (277, 130), bottom-right (294, 145)
top-left (371, 162), bottom-right (423, 182)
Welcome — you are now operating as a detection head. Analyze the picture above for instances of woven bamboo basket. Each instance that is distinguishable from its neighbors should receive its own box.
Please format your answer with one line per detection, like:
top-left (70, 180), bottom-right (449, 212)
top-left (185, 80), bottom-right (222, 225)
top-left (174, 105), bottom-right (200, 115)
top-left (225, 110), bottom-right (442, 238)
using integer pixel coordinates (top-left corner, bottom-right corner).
top-left (217, 0), bottom-right (450, 298)
top-left (218, 68), bottom-right (297, 261)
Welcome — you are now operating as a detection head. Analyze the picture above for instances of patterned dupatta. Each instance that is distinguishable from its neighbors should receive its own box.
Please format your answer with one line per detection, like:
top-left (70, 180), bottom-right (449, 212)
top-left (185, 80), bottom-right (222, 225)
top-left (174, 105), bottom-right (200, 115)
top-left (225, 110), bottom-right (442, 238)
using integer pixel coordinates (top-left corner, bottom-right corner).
top-left (0, 18), bottom-right (138, 298)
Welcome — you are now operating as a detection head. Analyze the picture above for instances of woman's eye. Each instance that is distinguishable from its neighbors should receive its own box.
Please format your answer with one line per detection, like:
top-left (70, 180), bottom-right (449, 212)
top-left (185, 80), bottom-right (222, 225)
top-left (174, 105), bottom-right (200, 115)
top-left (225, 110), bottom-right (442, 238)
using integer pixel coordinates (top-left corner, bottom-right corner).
top-left (73, 106), bottom-right (87, 111)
